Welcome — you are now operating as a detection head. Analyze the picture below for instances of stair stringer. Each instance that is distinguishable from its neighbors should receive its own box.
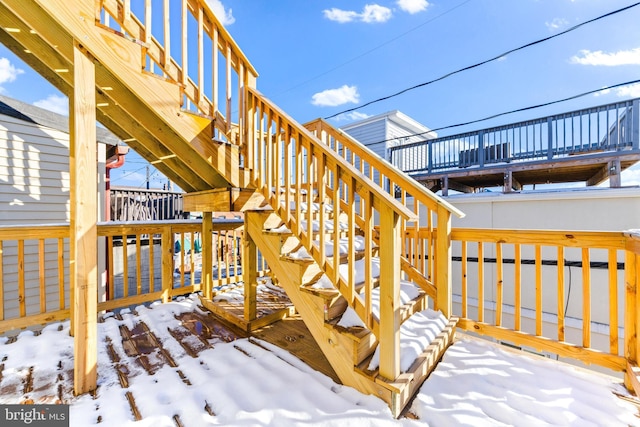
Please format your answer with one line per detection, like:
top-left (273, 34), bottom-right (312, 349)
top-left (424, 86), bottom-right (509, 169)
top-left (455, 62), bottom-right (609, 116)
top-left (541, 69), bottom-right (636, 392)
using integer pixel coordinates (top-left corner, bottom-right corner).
top-left (1, 0), bottom-right (252, 191)
top-left (245, 211), bottom-right (395, 407)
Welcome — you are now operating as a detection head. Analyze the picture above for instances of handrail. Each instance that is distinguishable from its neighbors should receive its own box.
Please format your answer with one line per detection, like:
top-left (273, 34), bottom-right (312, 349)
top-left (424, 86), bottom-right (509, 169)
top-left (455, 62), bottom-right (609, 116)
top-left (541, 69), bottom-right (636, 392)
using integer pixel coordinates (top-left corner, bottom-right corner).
top-left (247, 87), bottom-right (421, 379)
top-left (305, 118), bottom-right (464, 218)
top-left (97, 0), bottom-right (258, 141)
top-left (305, 118), bottom-right (464, 316)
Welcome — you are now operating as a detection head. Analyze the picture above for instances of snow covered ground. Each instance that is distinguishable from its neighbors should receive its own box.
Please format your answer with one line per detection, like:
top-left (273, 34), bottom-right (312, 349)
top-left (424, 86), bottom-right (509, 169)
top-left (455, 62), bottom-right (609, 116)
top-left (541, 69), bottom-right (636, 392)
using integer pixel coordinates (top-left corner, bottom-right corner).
top-left (0, 295), bottom-right (637, 426)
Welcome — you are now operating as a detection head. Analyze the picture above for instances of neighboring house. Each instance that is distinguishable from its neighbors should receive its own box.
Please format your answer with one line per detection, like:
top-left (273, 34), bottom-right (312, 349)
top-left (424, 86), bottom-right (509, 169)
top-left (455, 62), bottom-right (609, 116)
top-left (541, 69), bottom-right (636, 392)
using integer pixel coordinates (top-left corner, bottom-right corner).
top-left (0, 95), bottom-right (126, 318)
top-left (340, 110), bottom-right (436, 175)
top-left (0, 94), bottom-right (124, 224)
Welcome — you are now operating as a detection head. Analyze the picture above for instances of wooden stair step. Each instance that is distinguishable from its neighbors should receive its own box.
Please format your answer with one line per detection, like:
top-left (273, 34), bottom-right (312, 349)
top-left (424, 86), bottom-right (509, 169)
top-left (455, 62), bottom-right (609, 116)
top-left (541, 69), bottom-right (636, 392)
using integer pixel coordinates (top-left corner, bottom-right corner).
top-left (356, 316), bottom-right (459, 414)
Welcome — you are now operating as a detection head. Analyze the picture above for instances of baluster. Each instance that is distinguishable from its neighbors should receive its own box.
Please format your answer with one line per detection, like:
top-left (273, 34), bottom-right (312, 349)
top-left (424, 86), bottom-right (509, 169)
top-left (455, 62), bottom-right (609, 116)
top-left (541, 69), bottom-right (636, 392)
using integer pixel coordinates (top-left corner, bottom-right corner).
top-left (557, 246), bottom-right (565, 342)
top-left (608, 249), bottom-right (618, 355)
top-left (39, 239), bottom-right (46, 313)
top-left (514, 244), bottom-right (522, 331)
top-left (582, 247), bottom-right (591, 348)
top-left (535, 244), bottom-right (542, 336)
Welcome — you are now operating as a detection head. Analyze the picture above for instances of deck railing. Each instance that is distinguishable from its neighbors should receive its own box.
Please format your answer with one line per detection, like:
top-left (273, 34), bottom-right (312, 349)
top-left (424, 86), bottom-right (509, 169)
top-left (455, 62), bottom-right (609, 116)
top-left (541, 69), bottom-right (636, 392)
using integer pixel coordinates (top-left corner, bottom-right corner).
top-left (0, 219), bottom-right (252, 333)
top-left (110, 187), bottom-right (186, 221)
top-left (304, 118), bottom-right (465, 314)
top-left (0, 225), bottom-right (70, 334)
top-left (405, 226), bottom-right (632, 373)
top-left (624, 230), bottom-right (640, 393)
top-left (97, 0), bottom-right (258, 142)
top-left (390, 98), bottom-right (640, 174)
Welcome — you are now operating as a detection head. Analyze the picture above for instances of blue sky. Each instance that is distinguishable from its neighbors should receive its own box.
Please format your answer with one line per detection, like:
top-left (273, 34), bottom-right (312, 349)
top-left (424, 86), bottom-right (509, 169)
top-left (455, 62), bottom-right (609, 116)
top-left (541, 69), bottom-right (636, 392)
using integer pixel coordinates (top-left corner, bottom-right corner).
top-left (1, 0), bottom-right (639, 188)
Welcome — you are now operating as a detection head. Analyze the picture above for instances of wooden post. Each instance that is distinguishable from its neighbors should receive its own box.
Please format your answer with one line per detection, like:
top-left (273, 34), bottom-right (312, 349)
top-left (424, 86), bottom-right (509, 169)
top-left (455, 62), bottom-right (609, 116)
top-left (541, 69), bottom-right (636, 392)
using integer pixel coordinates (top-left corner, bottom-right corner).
top-left (201, 212), bottom-right (213, 299)
top-left (243, 229), bottom-right (257, 322)
top-left (624, 237), bottom-right (640, 391)
top-left (161, 226), bottom-right (173, 303)
top-left (436, 205), bottom-right (452, 318)
top-left (70, 42), bottom-right (98, 395)
top-left (378, 204), bottom-right (400, 381)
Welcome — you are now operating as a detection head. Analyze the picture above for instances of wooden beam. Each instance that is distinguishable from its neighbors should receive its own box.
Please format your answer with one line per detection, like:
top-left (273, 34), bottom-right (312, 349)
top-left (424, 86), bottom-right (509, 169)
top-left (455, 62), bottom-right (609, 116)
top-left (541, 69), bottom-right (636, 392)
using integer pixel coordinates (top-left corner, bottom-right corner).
top-left (201, 212), bottom-right (213, 300)
top-left (436, 205), bottom-right (452, 317)
top-left (378, 204), bottom-right (401, 381)
top-left (503, 171), bottom-right (522, 192)
top-left (243, 231), bottom-right (257, 322)
top-left (183, 188), bottom-right (266, 212)
top-left (446, 178), bottom-right (474, 194)
top-left (70, 42), bottom-right (98, 396)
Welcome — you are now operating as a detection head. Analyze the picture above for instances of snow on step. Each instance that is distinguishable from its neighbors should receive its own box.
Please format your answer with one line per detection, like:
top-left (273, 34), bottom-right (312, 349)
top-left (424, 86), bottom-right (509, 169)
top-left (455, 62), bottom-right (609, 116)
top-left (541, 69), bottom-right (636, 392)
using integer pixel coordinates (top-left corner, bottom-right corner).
top-left (310, 257), bottom-right (381, 289)
top-left (288, 236), bottom-right (368, 260)
top-left (269, 219), bottom-right (348, 234)
top-left (335, 280), bottom-right (448, 373)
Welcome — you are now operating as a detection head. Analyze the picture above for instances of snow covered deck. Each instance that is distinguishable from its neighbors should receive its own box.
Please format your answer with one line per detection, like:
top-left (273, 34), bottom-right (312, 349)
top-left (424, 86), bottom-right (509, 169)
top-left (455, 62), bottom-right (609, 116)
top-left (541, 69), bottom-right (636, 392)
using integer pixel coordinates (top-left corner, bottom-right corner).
top-left (0, 295), bottom-right (637, 426)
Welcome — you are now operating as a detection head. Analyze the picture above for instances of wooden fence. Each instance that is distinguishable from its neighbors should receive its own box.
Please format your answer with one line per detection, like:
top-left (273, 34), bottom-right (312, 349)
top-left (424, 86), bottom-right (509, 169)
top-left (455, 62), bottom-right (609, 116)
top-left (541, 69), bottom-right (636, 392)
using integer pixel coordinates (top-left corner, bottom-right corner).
top-left (405, 227), bottom-right (631, 373)
top-left (0, 219), bottom-right (255, 333)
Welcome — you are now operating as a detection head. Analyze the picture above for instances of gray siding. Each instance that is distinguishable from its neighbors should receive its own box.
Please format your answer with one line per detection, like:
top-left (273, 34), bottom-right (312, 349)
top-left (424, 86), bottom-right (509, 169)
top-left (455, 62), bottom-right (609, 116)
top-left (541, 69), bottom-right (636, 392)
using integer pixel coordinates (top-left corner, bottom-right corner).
top-left (0, 114), bottom-right (70, 224)
top-left (0, 113), bottom-right (71, 321)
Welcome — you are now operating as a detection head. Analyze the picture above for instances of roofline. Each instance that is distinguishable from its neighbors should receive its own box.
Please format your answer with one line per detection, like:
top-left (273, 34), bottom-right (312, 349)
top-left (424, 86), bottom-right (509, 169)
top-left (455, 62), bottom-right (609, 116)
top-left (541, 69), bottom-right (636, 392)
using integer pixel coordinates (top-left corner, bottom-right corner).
top-left (340, 110), bottom-right (436, 139)
top-left (0, 94), bottom-right (121, 146)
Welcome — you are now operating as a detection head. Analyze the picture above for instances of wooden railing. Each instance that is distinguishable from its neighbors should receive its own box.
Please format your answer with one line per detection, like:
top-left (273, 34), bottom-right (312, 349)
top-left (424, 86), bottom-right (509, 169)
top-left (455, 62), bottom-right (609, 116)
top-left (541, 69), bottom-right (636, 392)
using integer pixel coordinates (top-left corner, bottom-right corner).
top-left (96, 0), bottom-right (258, 142)
top-left (0, 219), bottom-right (250, 332)
top-left (304, 118), bottom-right (465, 316)
top-left (247, 89), bottom-right (447, 379)
top-left (404, 227), bottom-right (630, 373)
top-left (624, 230), bottom-right (640, 393)
top-left (0, 225), bottom-right (70, 334)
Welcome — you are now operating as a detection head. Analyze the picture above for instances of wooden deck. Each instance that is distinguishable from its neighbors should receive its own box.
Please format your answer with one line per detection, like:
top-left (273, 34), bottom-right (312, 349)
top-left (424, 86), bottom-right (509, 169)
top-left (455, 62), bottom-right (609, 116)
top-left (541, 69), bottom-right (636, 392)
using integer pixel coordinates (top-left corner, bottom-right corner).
top-left (0, 301), bottom-right (337, 417)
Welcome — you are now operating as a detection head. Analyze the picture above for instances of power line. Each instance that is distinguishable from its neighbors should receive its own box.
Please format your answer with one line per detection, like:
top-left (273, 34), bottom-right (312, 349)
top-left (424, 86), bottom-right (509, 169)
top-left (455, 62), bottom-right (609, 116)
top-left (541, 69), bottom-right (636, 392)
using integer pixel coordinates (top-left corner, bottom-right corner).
top-left (275, 0), bottom-right (474, 97)
top-left (325, 1), bottom-right (640, 120)
top-left (377, 79), bottom-right (640, 145)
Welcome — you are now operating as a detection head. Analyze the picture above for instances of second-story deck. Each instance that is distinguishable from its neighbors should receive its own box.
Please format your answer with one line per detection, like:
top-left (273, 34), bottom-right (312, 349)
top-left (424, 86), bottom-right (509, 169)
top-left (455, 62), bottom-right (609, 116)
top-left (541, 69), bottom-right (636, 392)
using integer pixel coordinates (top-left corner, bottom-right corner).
top-left (390, 98), bottom-right (640, 194)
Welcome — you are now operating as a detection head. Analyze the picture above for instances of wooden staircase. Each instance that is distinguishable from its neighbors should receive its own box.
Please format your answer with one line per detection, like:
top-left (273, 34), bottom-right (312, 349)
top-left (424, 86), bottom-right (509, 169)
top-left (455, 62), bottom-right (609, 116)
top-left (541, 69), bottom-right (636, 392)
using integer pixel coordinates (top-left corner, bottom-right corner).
top-left (0, 0), bottom-right (465, 417)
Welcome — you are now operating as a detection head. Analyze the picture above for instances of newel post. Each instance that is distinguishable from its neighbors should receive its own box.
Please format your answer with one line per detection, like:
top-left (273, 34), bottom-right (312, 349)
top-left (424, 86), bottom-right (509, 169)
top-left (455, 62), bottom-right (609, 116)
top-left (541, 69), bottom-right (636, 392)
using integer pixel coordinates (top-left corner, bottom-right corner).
top-left (436, 205), bottom-right (452, 317)
top-left (624, 230), bottom-right (640, 393)
top-left (243, 230), bottom-right (258, 322)
top-left (378, 204), bottom-right (401, 381)
top-left (201, 213), bottom-right (213, 300)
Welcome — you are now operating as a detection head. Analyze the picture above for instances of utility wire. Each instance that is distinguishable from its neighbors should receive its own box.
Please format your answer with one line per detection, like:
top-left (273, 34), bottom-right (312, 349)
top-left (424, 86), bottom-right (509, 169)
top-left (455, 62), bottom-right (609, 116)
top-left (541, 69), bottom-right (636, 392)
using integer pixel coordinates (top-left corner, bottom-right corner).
top-left (325, 1), bottom-right (640, 120)
top-left (275, 0), bottom-right (474, 97)
top-left (379, 79), bottom-right (640, 145)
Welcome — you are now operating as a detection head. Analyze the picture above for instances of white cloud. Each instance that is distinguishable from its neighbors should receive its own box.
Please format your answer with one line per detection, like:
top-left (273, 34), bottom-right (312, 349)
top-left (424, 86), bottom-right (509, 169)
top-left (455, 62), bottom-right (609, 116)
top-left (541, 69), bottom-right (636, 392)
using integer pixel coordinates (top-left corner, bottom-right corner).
top-left (323, 8), bottom-right (360, 23)
top-left (33, 94), bottom-right (68, 116)
top-left (205, 0), bottom-right (235, 26)
top-left (622, 164), bottom-right (640, 186)
top-left (0, 57), bottom-right (24, 92)
top-left (311, 85), bottom-right (359, 107)
top-left (615, 83), bottom-right (640, 98)
top-left (594, 83), bottom-right (640, 98)
top-left (324, 4), bottom-right (392, 24)
top-left (545, 18), bottom-right (568, 31)
top-left (396, 0), bottom-right (429, 14)
top-left (361, 4), bottom-right (392, 23)
top-left (570, 48), bottom-right (640, 66)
